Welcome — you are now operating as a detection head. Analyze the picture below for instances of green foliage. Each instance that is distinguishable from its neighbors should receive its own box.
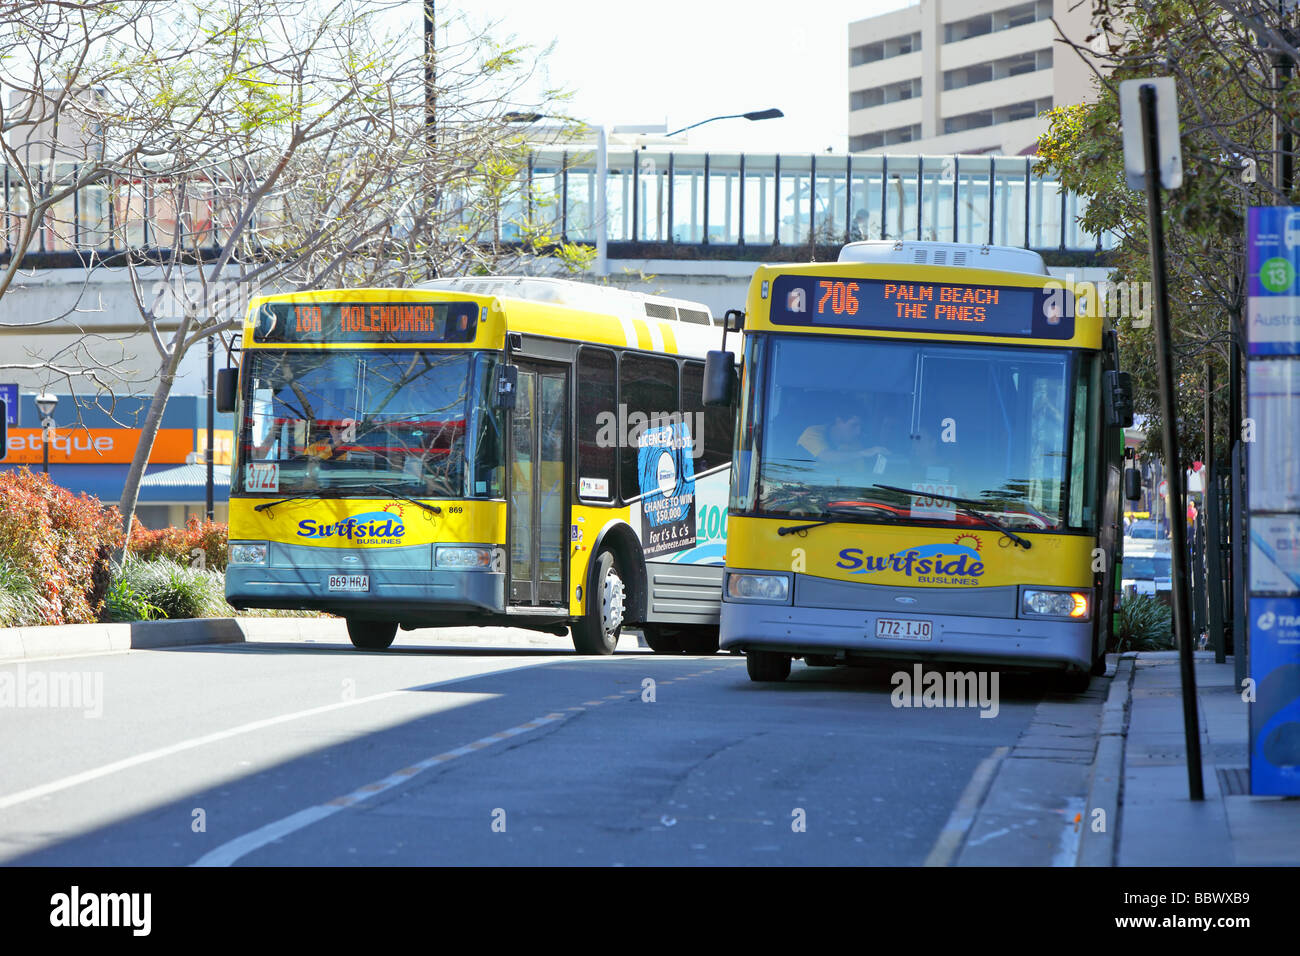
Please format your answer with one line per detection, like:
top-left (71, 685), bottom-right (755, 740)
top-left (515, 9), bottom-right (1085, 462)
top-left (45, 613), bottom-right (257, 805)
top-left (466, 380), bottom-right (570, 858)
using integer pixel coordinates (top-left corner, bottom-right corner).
top-left (0, 558), bottom-right (48, 628)
top-left (1035, 0), bottom-right (1295, 467)
top-left (102, 571), bottom-right (165, 623)
top-left (112, 558), bottom-right (229, 621)
top-left (1112, 593), bottom-right (1176, 653)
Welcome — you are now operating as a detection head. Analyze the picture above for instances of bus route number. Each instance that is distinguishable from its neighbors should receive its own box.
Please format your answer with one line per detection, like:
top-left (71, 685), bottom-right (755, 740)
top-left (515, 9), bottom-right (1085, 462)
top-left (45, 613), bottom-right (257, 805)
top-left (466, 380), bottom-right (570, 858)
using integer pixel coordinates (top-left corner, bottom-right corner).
top-left (818, 280), bottom-right (859, 316)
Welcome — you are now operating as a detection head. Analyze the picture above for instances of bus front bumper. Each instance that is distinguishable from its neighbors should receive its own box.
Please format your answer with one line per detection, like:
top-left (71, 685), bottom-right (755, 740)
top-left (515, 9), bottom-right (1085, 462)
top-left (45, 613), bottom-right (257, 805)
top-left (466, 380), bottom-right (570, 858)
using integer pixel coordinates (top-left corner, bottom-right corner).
top-left (226, 565), bottom-right (505, 619)
top-left (719, 601), bottom-right (1093, 672)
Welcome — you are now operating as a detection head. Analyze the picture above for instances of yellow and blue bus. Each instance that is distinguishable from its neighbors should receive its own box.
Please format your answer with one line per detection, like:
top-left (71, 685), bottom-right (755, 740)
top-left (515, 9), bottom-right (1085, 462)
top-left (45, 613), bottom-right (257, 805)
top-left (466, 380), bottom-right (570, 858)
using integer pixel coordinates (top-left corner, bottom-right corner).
top-left (217, 277), bottom-right (734, 654)
top-left (705, 241), bottom-right (1132, 689)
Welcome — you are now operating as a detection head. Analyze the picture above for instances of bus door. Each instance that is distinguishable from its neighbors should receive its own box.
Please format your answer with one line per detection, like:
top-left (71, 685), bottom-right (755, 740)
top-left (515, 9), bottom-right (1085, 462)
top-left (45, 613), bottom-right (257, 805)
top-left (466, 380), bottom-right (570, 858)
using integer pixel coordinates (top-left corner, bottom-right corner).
top-left (509, 361), bottom-right (569, 606)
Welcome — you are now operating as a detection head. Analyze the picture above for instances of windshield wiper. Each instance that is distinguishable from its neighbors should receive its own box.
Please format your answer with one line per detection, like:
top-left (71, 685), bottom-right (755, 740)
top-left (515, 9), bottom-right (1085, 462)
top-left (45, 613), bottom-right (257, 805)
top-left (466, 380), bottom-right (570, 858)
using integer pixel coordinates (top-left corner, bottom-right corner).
top-left (252, 490), bottom-right (319, 512)
top-left (340, 481), bottom-right (443, 516)
top-left (777, 503), bottom-right (902, 536)
top-left (871, 483), bottom-right (1032, 550)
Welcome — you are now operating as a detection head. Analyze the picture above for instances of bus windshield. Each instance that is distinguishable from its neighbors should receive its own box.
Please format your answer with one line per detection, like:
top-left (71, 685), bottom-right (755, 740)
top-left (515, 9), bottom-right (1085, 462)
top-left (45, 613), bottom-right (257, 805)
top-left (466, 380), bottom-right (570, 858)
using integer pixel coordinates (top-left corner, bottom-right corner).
top-left (237, 349), bottom-right (504, 498)
top-left (740, 335), bottom-right (1097, 532)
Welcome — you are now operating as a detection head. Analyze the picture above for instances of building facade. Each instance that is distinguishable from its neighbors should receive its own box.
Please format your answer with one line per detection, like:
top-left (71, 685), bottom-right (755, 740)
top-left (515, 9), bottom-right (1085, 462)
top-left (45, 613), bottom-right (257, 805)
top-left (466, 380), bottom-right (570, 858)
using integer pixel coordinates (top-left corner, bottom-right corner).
top-left (848, 0), bottom-right (1098, 155)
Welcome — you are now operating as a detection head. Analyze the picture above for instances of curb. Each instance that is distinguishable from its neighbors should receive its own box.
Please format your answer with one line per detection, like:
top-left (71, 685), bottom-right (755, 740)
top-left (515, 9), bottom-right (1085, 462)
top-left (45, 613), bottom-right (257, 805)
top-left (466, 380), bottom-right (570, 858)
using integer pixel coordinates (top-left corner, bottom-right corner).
top-left (1076, 653), bottom-right (1135, 867)
top-left (0, 617), bottom-right (250, 662)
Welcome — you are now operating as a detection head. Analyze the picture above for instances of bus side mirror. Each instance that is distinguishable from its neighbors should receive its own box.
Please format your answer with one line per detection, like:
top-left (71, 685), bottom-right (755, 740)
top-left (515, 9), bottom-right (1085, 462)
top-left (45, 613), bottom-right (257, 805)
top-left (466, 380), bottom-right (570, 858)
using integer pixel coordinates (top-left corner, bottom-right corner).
top-left (216, 368), bottom-right (239, 414)
top-left (1125, 467), bottom-right (1142, 502)
top-left (494, 364), bottom-right (518, 410)
top-left (1105, 370), bottom-right (1134, 428)
top-left (703, 350), bottom-right (736, 407)
top-left (724, 309), bottom-right (745, 333)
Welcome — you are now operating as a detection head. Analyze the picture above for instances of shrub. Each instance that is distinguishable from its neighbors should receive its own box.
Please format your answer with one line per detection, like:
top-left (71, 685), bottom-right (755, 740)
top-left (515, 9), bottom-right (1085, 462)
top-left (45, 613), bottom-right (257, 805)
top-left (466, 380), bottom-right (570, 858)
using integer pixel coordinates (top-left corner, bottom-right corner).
top-left (101, 570), bottom-right (165, 623)
top-left (0, 468), bottom-right (123, 624)
top-left (1112, 593), bottom-right (1175, 653)
top-left (0, 557), bottom-right (49, 627)
top-left (113, 557), bottom-right (229, 620)
top-left (128, 516), bottom-right (228, 571)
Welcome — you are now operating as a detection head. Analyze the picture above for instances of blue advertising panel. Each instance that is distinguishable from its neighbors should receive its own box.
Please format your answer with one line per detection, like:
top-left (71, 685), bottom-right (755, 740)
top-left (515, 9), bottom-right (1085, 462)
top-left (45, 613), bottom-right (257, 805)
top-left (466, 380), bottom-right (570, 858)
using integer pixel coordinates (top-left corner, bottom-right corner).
top-left (1250, 597), bottom-right (1300, 794)
top-left (0, 384), bottom-right (16, 426)
top-left (1248, 205), bottom-right (1300, 794)
top-left (1246, 206), bottom-right (1300, 355)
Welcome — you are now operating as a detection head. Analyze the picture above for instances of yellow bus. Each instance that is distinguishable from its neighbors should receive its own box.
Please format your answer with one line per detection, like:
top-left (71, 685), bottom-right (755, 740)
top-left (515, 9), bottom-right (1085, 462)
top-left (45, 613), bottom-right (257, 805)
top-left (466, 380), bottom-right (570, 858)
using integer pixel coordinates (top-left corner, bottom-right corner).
top-left (217, 277), bottom-right (734, 654)
top-left (704, 241), bottom-right (1133, 690)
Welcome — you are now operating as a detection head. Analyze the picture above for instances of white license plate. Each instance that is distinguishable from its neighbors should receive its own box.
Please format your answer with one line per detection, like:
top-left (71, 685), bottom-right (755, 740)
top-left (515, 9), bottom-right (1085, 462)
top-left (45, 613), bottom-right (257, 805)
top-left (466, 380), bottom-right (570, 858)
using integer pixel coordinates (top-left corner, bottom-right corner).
top-left (875, 617), bottom-right (933, 641)
top-left (328, 574), bottom-right (369, 592)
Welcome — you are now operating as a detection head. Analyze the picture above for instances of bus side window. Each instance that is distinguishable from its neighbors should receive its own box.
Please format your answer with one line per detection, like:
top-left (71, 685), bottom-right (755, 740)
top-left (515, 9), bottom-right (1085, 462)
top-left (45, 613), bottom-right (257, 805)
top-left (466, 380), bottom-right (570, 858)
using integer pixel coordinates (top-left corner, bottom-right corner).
top-left (683, 361), bottom-right (733, 473)
top-left (577, 347), bottom-right (616, 501)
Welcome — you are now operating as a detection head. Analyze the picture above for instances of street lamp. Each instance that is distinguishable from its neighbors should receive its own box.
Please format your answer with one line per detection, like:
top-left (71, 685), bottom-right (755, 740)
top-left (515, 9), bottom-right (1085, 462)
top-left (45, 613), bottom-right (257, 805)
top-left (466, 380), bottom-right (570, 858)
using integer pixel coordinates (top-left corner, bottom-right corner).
top-left (664, 108), bottom-right (784, 137)
top-left (35, 392), bottom-right (58, 475)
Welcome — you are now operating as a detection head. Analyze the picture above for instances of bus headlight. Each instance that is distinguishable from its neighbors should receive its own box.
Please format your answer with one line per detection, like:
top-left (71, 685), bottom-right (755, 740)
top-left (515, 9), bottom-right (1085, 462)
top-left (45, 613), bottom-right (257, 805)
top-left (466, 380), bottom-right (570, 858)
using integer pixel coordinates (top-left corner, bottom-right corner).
top-left (229, 543), bottom-right (268, 565)
top-left (1021, 588), bottom-right (1090, 620)
top-left (436, 546), bottom-right (494, 569)
top-left (726, 572), bottom-right (791, 603)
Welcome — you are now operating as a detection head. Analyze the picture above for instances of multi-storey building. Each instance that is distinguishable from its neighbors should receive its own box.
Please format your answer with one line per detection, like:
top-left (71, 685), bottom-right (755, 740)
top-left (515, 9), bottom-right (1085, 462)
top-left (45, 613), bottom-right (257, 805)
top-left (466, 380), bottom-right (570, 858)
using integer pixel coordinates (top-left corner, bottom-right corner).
top-left (848, 0), bottom-right (1098, 154)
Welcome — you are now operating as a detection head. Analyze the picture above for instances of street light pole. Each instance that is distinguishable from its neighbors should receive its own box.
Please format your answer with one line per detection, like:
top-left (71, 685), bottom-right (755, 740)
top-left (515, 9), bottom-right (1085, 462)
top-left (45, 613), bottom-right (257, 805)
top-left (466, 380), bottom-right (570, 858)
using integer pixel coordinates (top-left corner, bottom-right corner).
top-left (596, 124), bottom-right (607, 276)
top-left (35, 392), bottom-right (58, 477)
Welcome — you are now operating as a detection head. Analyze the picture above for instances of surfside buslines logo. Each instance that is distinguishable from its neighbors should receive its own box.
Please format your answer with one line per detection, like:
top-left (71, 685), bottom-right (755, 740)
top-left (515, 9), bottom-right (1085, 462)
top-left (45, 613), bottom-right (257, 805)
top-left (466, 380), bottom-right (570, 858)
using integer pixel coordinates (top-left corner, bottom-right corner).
top-left (297, 509), bottom-right (406, 545)
top-left (837, 534), bottom-right (986, 586)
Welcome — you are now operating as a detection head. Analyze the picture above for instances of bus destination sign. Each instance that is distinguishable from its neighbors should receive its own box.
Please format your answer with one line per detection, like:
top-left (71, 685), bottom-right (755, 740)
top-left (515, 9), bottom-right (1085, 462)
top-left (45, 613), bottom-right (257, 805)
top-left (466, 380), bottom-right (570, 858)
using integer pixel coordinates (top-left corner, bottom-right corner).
top-left (768, 275), bottom-right (1074, 339)
top-left (252, 301), bottom-right (480, 344)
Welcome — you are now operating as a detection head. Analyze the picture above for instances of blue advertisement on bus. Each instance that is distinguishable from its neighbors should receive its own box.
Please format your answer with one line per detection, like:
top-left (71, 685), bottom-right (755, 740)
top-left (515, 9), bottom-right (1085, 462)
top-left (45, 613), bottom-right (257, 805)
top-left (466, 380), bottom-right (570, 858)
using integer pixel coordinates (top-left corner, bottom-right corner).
top-left (637, 420), bottom-right (696, 558)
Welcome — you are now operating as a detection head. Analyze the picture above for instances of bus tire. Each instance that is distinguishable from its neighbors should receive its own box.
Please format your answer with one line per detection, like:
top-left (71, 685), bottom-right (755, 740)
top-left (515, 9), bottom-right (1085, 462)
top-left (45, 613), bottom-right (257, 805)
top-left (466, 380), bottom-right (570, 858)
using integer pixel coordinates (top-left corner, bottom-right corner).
top-left (746, 650), bottom-right (791, 682)
top-left (641, 625), bottom-right (682, 654)
top-left (677, 627), bottom-right (720, 656)
top-left (571, 550), bottom-right (625, 655)
top-left (347, 618), bottom-right (397, 650)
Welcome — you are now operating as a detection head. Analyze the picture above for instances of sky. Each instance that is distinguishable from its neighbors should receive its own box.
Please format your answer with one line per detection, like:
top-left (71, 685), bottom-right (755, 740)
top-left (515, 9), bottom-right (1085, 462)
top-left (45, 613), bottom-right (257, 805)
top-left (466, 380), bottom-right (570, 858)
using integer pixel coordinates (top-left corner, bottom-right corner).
top-left (425, 0), bottom-right (918, 153)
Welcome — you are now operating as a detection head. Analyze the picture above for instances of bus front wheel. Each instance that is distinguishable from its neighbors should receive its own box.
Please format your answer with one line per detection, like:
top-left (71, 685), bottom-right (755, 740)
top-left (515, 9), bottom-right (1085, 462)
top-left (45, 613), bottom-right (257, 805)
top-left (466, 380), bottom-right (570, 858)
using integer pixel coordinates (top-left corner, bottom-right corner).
top-left (571, 551), bottom-right (624, 655)
top-left (347, 618), bottom-right (397, 650)
top-left (746, 650), bottom-right (791, 682)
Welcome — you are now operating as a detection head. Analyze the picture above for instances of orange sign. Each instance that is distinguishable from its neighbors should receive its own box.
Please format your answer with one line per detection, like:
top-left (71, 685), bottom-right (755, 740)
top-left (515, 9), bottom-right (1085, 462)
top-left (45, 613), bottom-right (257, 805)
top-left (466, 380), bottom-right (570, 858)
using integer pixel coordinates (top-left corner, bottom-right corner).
top-left (194, 429), bottom-right (234, 466)
top-left (4, 428), bottom-right (195, 465)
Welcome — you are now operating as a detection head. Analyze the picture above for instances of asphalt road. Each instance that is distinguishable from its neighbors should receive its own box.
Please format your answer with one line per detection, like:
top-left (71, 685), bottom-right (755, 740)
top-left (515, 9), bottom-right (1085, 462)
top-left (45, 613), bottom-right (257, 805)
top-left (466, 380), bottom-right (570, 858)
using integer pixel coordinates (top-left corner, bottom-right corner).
top-left (1, 629), bottom-right (1067, 865)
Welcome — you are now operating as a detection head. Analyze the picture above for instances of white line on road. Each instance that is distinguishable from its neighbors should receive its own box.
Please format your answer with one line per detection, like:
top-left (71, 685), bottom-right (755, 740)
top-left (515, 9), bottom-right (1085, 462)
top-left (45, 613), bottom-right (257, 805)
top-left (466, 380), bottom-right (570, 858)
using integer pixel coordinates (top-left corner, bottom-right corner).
top-left (923, 745), bottom-right (1009, 867)
top-left (0, 661), bottom-right (552, 814)
top-left (193, 709), bottom-right (578, 866)
top-left (195, 663), bottom-right (731, 865)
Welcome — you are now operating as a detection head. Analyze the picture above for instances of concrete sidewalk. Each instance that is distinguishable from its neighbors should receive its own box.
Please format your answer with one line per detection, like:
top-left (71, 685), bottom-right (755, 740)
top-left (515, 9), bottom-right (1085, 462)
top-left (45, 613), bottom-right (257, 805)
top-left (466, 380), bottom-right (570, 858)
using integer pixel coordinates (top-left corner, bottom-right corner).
top-left (1116, 651), bottom-right (1300, 866)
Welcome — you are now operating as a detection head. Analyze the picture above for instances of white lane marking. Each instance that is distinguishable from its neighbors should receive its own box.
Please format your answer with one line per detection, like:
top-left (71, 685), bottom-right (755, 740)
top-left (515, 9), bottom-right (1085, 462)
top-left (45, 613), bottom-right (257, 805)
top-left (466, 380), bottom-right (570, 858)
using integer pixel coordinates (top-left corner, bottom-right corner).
top-left (0, 661), bottom-right (552, 813)
top-left (194, 664), bottom-right (731, 866)
top-left (922, 745), bottom-right (1009, 867)
top-left (193, 710), bottom-right (574, 866)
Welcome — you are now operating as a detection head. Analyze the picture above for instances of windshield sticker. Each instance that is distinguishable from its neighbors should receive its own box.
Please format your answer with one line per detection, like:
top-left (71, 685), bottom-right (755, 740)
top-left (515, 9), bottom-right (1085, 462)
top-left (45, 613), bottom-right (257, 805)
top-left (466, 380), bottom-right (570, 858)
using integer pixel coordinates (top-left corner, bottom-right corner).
top-left (837, 535), bottom-right (986, 586)
top-left (246, 462), bottom-right (279, 493)
top-left (910, 482), bottom-right (958, 520)
top-left (579, 477), bottom-right (609, 498)
top-left (638, 422), bottom-right (697, 558)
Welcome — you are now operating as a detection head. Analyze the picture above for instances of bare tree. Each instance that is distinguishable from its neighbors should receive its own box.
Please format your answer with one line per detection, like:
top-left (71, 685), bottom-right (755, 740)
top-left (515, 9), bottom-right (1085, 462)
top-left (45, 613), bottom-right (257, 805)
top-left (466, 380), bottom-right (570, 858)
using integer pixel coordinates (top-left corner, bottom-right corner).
top-left (2, 0), bottom-right (587, 537)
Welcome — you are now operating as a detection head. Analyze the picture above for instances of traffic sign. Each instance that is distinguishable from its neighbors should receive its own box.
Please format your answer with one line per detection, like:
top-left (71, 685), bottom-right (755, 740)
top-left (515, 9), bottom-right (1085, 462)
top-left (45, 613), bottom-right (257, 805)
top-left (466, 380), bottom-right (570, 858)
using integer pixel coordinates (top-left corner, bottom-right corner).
top-left (1158, 479), bottom-right (1169, 497)
top-left (1119, 77), bottom-right (1183, 190)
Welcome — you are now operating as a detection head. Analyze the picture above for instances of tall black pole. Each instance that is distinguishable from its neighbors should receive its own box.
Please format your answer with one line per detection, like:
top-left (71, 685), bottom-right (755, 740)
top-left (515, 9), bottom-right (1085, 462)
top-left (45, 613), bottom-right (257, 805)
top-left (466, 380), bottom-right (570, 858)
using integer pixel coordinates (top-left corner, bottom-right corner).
top-left (206, 333), bottom-right (215, 521)
top-left (1140, 83), bottom-right (1204, 800)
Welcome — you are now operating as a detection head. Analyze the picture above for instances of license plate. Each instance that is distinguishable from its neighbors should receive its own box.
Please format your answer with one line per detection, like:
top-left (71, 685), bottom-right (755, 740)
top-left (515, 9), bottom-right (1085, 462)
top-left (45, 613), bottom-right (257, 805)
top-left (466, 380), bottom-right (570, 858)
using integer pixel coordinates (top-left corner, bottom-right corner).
top-left (328, 574), bottom-right (369, 592)
top-left (875, 617), bottom-right (933, 641)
